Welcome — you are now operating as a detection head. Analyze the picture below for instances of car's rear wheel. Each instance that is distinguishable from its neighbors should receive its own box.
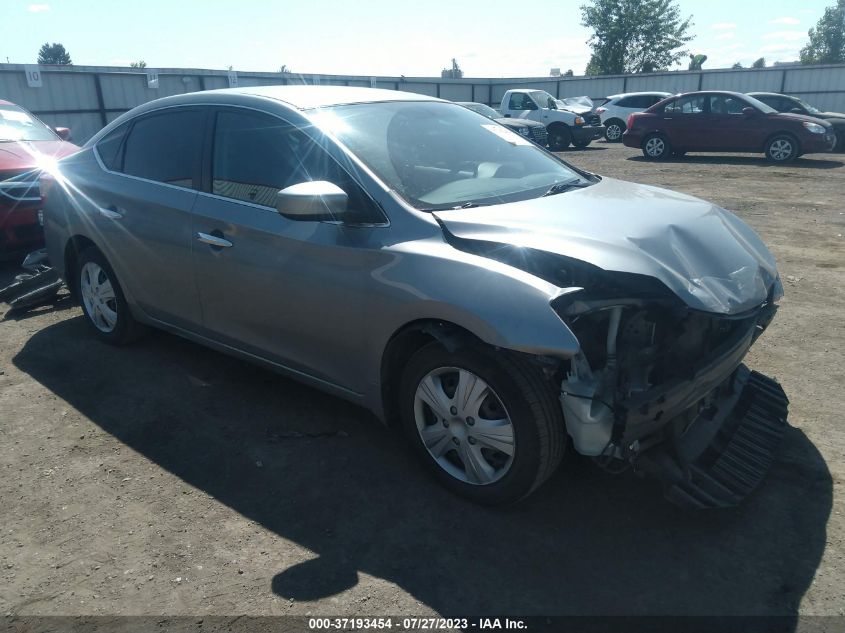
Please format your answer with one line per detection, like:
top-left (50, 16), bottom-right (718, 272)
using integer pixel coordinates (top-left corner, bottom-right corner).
top-left (604, 119), bottom-right (625, 142)
top-left (77, 247), bottom-right (143, 344)
top-left (399, 342), bottom-right (565, 505)
top-left (642, 133), bottom-right (671, 160)
top-left (547, 125), bottom-right (571, 151)
top-left (765, 134), bottom-right (799, 163)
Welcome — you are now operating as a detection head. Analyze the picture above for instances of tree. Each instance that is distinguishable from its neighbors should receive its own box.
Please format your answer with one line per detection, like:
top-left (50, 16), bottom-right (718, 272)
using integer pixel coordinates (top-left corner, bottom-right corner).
top-left (37, 42), bottom-right (71, 65)
top-left (279, 64), bottom-right (291, 73)
top-left (688, 53), bottom-right (707, 70)
top-left (563, 69), bottom-right (574, 76)
top-left (732, 62), bottom-right (744, 69)
top-left (441, 58), bottom-right (463, 79)
top-left (580, 0), bottom-right (693, 75)
top-left (130, 60), bottom-right (147, 68)
top-left (800, 0), bottom-right (845, 64)
top-left (752, 57), bottom-right (766, 68)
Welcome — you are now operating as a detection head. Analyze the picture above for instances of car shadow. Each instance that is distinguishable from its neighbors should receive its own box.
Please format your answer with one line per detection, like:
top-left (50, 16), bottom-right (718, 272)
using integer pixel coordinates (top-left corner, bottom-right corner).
top-left (13, 318), bottom-right (833, 622)
top-left (627, 154), bottom-right (845, 169)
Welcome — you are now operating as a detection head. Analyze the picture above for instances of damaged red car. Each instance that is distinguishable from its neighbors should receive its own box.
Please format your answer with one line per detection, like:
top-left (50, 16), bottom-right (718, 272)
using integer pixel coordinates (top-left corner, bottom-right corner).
top-left (0, 100), bottom-right (79, 256)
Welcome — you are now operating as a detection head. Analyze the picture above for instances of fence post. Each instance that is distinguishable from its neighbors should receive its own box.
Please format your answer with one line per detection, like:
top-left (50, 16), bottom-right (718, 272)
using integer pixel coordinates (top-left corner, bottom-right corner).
top-left (93, 74), bottom-right (107, 127)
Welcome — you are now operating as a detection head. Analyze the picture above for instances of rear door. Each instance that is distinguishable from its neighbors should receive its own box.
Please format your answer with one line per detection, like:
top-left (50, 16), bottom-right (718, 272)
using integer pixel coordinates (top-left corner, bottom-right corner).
top-left (660, 94), bottom-right (707, 148)
top-left (88, 107), bottom-right (207, 328)
top-left (190, 107), bottom-right (387, 391)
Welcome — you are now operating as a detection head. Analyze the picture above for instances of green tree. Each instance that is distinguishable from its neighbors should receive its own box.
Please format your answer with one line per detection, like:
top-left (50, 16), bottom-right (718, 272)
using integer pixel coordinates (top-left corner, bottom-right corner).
top-left (563, 69), bottom-right (574, 76)
top-left (732, 62), bottom-right (744, 69)
top-left (580, 0), bottom-right (693, 74)
top-left (37, 42), bottom-right (72, 65)
top-left (752, 57), bottom-right (766, 68)
top-left (130, 60), bottom-right (147, 68)
top-left (441, 58), bottom-right (463, 79)
top-left (800, 0), bottom-right (845, 64)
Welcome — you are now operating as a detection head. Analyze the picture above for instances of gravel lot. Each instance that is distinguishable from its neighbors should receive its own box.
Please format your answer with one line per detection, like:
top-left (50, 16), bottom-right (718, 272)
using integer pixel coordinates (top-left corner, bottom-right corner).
top-left (0, 142), bottom-right (843, 622)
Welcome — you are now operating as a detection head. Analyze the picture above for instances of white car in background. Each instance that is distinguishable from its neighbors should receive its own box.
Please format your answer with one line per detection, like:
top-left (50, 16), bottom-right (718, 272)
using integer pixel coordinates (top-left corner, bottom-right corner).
top-left (596, 92), bottom-right (671, 142)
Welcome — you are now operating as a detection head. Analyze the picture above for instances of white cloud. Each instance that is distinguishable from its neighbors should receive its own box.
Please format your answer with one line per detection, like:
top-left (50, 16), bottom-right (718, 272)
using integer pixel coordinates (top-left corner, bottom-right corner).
top-left (27, 3), bottom-right (50, 11)
top-left (762, 30), bottom-right (807, 41)
top-left (711, 22), bottom-right (737, 30)
top-left (715, 32), bottom-right (735, 41)
top-left (770, 17), bottom-right (800, 25)
top-left (759, 44), bottom-right (799, 53)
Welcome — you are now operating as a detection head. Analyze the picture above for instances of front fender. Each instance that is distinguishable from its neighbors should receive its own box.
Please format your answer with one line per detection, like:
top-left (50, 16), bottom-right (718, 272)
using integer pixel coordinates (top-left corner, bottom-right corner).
top-left (363, 238), bottom-right (580, 386)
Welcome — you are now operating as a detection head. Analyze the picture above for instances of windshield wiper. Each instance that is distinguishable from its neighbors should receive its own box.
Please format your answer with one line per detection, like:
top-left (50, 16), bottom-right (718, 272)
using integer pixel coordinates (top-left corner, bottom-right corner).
top-left (542, 179), bottom-right (592, 197)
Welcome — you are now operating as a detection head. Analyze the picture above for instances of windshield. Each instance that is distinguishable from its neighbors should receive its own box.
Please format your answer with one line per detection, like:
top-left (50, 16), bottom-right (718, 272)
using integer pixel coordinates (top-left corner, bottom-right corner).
top-left (458, 103), bottom-right (501, 119)
top-left (0, 105), bottom-right (58, 142)
top-left (310, 101), bottom-right (586, 211)
top-left (741, 95), bottom-right (777, 114)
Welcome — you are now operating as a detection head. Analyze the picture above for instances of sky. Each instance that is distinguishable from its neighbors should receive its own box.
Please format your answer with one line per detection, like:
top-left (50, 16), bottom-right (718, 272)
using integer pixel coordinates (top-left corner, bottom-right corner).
top-left (0, 0), bottom-right (834, 77)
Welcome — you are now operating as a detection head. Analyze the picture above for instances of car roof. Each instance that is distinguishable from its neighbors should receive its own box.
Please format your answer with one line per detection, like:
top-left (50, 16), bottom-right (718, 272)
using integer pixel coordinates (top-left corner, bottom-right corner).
top-left (606, 91), bottom-right (671, 99)
top-left (747, 92), bottom-right (794, 98)
top-left (200, 85), bottom-right (441, 110)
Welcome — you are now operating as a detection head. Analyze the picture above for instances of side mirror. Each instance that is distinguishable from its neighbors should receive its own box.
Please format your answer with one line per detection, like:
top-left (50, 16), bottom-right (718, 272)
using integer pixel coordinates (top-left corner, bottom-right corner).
top-left (742, 107), bottom-right (757, 116)
top-left (547, 99), bottom-right (557, 110)
top-left (789, 107), bottom-right (803, 115)
top-left (276, 181), bottom-right (348, 221)
top-left (55, 127), bottom-right (71, 141)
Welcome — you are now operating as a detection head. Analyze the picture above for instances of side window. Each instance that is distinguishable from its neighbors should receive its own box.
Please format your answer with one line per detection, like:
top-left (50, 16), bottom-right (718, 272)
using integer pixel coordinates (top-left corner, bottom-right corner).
top-left (649, 95), bottom-right (666, 107)
top-left (664, 95), bottom-right (705, 115)
top-left (616, 96), bottom-right (635, 108)
top-left (96, 123), bottom-right (130, 171)
top-left (122, 110), bottom-right (205, 188)
top-left (508, 93), bottom-right (529, 110)
top-left (781, 98), bottom-right (802, 113)
top-left (212, 110), bottom-right (383, 223)
top-left (756, 96), bottom-right (779, 110)
top-left (709, 95), bottom-right (746, 115)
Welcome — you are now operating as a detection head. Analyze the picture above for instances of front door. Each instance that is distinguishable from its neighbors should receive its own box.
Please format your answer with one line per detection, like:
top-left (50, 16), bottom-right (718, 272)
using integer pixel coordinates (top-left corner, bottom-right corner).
top-left (190, 108), bottom-right (386, 393)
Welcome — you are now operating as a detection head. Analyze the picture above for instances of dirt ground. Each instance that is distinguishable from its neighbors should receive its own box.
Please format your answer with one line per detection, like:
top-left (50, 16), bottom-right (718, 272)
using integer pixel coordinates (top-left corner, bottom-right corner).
top-left (0, 142), bottom-right (843, 624)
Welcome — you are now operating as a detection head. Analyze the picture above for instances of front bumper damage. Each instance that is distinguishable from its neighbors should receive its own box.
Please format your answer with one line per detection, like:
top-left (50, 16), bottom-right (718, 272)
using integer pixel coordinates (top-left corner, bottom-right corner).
top-left (557, 296), bottom-right (787, 508)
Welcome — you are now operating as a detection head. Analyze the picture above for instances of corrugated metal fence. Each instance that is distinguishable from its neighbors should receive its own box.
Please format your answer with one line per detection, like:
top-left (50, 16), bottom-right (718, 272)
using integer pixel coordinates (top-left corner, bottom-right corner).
top-left (2, 62), bottom-right (845, 144)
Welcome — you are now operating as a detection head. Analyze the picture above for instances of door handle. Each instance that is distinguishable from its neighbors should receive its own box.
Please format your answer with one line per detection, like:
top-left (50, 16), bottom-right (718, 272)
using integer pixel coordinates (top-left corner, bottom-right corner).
top-left (99, 205), bottom-right (124, 219)
top-left (196, 231), bottom-right (233, 248)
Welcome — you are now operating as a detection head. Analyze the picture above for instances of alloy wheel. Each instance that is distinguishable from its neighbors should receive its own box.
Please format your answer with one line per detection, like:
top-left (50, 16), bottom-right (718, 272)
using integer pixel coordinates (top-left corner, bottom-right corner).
top-left (645, 136), bottom-right (665, 157)
top-left (413, 367), bottom-right (515, 485)
top-left (769, 139), bottom-right (793, 161)
top-left (606, 123), bottom-right (623, 140)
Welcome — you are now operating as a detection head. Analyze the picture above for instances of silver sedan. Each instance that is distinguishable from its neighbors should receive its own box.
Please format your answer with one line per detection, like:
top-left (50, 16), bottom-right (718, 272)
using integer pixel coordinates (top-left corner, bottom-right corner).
top-left (42, 86), bottom-right (788, 507)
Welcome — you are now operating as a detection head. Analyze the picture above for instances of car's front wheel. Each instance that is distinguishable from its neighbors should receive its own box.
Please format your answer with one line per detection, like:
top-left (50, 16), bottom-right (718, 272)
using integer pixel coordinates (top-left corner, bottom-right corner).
top-left (547, 125), bottom-right (571, 151)
top-left (399, 342), bottom-right (565, 505)
top-left (765, 134), bottom-right (799, 162)
top-left (604, 119), bottom-right (625, 142)
top-left (642, 133), bottom-right (672, 160)
top-left (76, 247), bottom-right (143, 344)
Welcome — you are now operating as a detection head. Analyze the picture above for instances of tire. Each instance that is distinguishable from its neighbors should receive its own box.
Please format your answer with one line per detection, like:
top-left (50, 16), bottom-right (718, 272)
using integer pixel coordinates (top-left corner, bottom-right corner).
top-left (547, 125), bottom-right (571, 151)
top-left (604, 119), bottom-right (625, 142)
top-left (76, 246), bottom-right (144, 345)
top-left (642, 133), bottom-right (671, 160)
top-left (399, 342), bottom-right (565, 505)
top-left (572, 138), bottom-right (591, 148)
top-left (765, 134), bottom-right (799, 163)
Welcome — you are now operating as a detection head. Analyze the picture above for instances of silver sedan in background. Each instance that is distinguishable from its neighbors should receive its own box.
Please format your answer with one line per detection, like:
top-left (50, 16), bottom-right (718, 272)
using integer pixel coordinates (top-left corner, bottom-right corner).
top-left (42, 86), bottom-right (788, 507)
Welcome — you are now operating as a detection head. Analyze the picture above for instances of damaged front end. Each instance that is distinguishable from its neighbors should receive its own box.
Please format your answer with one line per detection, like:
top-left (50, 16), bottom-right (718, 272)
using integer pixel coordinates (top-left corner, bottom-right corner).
top-left (553, 279), bottom-right (788, 508)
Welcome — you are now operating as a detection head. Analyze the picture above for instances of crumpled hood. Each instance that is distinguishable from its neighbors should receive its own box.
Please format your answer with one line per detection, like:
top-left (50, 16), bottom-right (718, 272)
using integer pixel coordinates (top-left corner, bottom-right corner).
top-left (433, 177), bottom-right (779, 315)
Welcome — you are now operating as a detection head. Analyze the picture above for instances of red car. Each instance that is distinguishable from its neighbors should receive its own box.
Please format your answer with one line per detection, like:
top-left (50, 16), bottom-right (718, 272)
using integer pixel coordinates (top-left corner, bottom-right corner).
top-left (0, 100), bottom-right (79, 256)
top-left (623, 91), bottom-right (836, 163)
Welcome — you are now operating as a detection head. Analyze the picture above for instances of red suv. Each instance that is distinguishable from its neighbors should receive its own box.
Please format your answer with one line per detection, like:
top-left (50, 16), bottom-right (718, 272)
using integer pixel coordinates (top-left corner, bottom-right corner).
top-left (0, 100), bottom-right (79, 256)
top-left (623, 91), bottom-right (836, 163)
